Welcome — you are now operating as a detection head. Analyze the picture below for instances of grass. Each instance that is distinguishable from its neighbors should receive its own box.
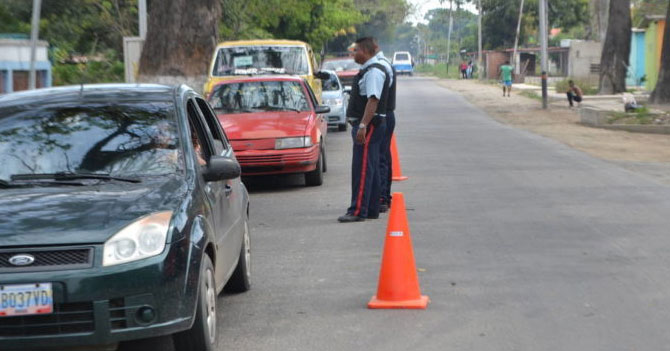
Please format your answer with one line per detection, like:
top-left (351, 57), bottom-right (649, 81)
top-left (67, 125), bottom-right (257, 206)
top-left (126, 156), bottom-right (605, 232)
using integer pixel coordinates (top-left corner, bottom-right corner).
top-left (415, 63), bottom-right (463, 79)
top-left (519, 90), bottom-right (542, 101)
top-left (608, 107), bottom-right (655, 124)
top-left (554, 78), bottom-right (598, 95)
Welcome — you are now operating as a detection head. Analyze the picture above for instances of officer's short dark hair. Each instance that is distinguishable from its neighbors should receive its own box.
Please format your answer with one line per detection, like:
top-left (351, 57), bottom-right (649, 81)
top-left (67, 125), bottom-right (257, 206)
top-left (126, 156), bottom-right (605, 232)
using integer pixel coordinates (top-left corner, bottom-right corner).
top-left (355, 37), bottom-right (377, 55)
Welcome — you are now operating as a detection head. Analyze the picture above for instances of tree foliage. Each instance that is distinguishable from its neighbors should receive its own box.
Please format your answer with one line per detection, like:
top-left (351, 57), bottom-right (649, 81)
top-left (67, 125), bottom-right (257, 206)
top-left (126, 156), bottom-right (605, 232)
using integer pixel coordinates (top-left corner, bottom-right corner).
top-left (221, 0), bottom-right (366, 52)
top-left (481, 0), bottom-right (590, 49)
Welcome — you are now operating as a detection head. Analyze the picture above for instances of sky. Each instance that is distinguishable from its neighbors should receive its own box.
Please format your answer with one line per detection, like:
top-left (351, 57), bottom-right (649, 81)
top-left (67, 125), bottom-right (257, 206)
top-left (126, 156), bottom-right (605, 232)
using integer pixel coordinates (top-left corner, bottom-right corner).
top-left (407, 0), bottom-right (478, 24)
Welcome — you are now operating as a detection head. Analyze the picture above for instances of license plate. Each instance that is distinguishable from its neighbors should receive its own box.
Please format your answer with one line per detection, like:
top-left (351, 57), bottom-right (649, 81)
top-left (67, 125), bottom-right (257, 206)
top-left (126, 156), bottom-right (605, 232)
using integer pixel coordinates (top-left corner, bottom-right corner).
top-left (0, 283), bottom-right (53, 317)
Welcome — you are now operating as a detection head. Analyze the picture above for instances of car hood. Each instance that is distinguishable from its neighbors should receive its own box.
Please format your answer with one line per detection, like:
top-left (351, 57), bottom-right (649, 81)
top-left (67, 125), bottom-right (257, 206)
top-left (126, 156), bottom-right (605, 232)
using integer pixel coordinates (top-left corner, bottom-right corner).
top-left (218, 111), bottom-right (312, 140)
top-left (0, 176), bottom-right (188, 246)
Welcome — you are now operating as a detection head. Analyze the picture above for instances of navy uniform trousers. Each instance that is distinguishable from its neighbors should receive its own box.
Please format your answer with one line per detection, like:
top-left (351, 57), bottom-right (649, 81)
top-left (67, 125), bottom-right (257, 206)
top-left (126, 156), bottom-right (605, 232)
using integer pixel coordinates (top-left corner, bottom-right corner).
top-left (347, 118), bottom-right (387, 218)
top-left (378, 110), bottom-right (395, 206)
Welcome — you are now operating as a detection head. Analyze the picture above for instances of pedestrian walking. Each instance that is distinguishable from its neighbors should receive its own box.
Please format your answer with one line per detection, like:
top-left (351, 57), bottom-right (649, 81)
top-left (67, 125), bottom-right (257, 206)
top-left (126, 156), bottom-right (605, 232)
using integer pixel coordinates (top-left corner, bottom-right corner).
top-left (499, 61), bottom-right (513, 97)
top-left (338, 37), bottom-right (390, 223)
top-left (466, 60), bottom-right (473, 78)
top-left (566, 80), bottom-right (583, 108)
top-left (373, 43), bottom-right (396, 214)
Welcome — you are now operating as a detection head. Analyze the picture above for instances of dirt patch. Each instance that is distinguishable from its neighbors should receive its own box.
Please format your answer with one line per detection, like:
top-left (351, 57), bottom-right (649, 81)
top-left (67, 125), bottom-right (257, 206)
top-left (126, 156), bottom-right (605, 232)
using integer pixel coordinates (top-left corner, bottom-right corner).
top-left (438, 78), bottom-right (670, 184)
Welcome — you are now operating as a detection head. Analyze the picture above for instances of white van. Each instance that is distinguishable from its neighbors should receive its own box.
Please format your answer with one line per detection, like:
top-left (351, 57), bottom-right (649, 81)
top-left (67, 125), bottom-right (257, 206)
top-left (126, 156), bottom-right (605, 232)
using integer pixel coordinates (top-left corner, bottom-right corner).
top-left (392, 51), bottom-right (414, 76)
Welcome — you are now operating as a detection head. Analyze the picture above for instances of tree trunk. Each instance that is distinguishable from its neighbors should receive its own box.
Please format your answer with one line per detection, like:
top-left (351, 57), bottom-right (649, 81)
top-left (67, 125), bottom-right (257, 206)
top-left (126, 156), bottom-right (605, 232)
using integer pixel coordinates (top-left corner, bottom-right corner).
top-left (598, 0), bottom-right (630, 94)
top-left (138, 0), bottom-right (221, 82)
top-left (650, 3), bottom-right (670, 104)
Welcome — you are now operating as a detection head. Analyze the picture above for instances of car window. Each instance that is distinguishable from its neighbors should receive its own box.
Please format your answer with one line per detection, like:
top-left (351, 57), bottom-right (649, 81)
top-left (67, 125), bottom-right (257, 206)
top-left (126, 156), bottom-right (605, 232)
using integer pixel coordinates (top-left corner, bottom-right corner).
top-left (0, 102), bottom-right (183, 181)
top-left (195, 97), bottom-right (227, 156)
top-left (208, 80), bottom-right (310, 114)
top-left (394, 53), bottom-right (410, 61)
top-left (304, 81), bottom-right (319, 109)
top-left (322, 59), bottom-right (360, 71)
top-left (186, 100), bottom-right (211, 165)
top-left (212, 46), bottom-right (309, 76)
top-left (321, 73), bottom-right (340, 91)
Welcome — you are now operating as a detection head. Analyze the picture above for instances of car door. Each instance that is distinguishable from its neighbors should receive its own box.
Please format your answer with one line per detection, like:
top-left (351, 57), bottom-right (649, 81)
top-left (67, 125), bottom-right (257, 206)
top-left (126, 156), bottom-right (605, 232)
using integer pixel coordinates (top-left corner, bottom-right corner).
top-left (304, 81), bottom-right (327, 138)
top-left (193, 97), bottom-right (243, 284)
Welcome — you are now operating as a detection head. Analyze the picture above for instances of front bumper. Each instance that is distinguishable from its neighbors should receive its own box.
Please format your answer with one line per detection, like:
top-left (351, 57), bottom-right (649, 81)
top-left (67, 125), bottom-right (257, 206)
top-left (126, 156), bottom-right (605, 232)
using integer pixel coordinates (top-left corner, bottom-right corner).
top-left (1, 238), bottom-right (199, 350)
top-left (325, 104), bottom-right (346, 126)
top-left (235, 144), bottom-right (320, 176)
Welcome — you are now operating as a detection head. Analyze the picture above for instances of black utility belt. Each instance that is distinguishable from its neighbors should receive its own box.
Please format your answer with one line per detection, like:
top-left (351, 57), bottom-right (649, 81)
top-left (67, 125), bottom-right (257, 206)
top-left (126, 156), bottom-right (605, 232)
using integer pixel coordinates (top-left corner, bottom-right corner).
top-left (347, 115), bottom-right (384, 127)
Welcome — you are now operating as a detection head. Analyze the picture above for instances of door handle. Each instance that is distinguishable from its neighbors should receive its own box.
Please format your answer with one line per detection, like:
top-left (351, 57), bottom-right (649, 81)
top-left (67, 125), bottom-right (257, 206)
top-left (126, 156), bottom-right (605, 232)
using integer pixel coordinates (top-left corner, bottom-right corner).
top-left (225, 184), bottom-right (233, 197)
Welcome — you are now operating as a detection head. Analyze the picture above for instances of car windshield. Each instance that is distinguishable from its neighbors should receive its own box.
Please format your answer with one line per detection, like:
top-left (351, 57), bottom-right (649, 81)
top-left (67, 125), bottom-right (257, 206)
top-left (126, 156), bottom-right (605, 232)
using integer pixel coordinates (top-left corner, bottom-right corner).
top-left (212, 46), bottom-right (309, 76)
top-left (395, 53), bottom-right (410, 61)
top-left (208, 81), bottom-right (310, 114)
top-left (321, 74), bottom-right (340, 91)
top-left (322, 59), bottom-right (360, 71)
top-left (0, 102), bottom-right (182, 183)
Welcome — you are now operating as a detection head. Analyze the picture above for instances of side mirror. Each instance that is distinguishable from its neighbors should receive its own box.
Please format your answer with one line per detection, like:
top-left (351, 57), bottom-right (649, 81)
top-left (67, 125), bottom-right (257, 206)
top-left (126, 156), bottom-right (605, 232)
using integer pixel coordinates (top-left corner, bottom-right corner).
top-left (314, 71), bottom-right (330, 80)
top-left (314, 105), bottom-right (331, 114)
top-left (343, 85), bottom-right (352, 94)
top-left (203, 156), bottom-right (241, 182)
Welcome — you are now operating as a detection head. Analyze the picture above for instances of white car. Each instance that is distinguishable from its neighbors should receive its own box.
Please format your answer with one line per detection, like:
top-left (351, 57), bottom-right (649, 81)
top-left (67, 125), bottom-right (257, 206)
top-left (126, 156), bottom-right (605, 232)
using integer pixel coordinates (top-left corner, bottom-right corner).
top-left (320, 70), bottom-right (349, 132)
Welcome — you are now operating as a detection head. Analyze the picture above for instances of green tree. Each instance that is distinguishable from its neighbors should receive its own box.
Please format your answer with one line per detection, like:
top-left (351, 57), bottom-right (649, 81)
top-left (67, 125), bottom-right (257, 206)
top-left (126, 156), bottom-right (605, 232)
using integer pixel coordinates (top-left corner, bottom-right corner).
top-left (481, 0), bottom-right (590, 49)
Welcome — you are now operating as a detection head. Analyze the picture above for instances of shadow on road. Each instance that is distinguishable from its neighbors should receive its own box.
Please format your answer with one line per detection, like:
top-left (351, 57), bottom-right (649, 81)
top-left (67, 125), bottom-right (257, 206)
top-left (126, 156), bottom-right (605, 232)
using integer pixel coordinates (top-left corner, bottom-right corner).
top-left (242, 173), bottom-right (310, 194)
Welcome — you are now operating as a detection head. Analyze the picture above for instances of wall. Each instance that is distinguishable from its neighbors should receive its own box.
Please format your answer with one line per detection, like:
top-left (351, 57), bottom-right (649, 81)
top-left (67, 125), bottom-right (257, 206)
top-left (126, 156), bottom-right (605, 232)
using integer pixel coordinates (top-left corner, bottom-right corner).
top-left (645, 20), bottom-right (666, 91)
top-left (627, 30), bottom-right (646, 86)
top-left (567, 40), bottom-right (602, 80)
top-left (485, 51), bottom-right (509, 80)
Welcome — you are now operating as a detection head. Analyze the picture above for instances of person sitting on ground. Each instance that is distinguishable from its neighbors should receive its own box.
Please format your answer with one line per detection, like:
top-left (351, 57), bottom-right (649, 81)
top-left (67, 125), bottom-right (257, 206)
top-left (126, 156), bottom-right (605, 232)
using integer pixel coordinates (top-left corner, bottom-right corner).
top-left (567, 80), bottom-right (583, 108)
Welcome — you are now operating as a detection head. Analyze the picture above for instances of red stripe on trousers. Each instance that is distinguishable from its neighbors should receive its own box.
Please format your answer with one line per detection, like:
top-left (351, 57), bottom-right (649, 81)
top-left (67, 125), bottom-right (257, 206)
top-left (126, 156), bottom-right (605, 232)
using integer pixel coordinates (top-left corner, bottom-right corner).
top-left (354, 125), bottom-right (375, 216)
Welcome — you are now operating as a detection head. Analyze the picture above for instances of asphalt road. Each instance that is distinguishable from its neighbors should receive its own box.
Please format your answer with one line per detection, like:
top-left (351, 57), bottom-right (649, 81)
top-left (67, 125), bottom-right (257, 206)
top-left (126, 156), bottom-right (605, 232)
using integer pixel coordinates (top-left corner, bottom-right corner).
top-left (128, 76), bottom-right (670, 350)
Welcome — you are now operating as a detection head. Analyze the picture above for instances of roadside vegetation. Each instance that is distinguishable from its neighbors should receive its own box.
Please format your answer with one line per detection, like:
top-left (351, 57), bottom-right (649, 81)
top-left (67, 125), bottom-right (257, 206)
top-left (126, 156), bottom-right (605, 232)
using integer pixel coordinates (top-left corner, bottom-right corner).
top-left (415, 63), bottom-right (461, 79)
top-left (554, 78), bottom-right (599, 95)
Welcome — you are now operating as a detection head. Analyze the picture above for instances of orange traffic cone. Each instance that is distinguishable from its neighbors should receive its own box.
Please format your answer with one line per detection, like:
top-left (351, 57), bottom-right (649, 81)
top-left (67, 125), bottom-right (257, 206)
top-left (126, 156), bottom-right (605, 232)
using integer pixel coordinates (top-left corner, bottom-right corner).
top-left (368, 192), bottom-right (429, 309)
top-left (391, 134), bottom-right (408, 181)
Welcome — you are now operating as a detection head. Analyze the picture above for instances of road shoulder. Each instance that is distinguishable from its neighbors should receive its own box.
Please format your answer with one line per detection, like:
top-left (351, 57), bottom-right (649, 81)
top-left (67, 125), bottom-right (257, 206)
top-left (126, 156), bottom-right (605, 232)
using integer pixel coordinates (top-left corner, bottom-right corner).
top-left (435, 78), bottom-right (670, 185)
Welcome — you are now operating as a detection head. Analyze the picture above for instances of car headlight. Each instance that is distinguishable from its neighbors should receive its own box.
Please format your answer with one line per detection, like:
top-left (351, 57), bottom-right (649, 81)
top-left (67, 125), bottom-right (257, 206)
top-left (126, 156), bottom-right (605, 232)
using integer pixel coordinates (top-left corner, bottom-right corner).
top-left (275, 136), bottom-right (312, 150)
top-left (103, 211), bottom-right (173, 266)
top-left (324, 98), bottom-right (343, 106)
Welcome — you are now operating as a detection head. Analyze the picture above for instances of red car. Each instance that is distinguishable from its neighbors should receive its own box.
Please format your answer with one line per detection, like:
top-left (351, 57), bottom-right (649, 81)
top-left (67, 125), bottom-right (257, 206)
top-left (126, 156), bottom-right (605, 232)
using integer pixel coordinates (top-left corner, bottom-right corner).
top-left (321, 57), bottom-right (360, 88)
top-left (208, 76), bottom-right (329, 186)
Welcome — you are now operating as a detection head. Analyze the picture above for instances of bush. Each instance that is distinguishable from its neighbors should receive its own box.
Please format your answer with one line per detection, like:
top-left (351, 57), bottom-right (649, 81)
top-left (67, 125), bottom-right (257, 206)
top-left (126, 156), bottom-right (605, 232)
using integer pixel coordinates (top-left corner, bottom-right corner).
top-left (555, 78), bottom-right (598, 95)
top-left (415, 63), bottom-right (462, 79)
top-left (53, 60), bottom-right (124, 86)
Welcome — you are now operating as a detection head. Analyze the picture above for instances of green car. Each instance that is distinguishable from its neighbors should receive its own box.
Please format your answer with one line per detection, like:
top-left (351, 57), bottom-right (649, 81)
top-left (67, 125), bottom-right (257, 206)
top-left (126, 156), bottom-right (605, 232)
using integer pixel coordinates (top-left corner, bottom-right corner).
top-left (0, 84), bottom-right (251, 351)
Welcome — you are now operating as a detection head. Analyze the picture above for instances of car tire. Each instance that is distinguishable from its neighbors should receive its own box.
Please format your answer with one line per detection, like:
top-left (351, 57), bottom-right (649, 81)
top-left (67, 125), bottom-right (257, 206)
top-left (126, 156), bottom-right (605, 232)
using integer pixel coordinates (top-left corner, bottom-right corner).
top-left (173, 255), bottom-right (217, 351)
top-left (321, 142), bottom-right (327, 173)
top-left (338, 123), bottom-right (347, 132)
top-left (224, 220), bottom-right (251, 293)
top-left (305, 149), bottom-right (324, 186)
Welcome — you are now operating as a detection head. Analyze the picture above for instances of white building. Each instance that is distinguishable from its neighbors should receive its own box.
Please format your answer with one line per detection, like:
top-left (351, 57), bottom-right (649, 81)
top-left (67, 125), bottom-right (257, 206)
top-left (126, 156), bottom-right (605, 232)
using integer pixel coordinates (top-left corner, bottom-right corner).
top-left (0, 36), bottom-right (52, 94)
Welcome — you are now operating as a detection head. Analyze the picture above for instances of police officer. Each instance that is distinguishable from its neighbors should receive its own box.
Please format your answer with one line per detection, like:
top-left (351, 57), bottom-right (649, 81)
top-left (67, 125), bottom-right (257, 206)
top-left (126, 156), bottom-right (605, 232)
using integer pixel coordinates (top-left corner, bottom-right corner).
top-left (373, 44), bottom-right (396, 213)
top-left (338, 37), bottom-right (390, 223)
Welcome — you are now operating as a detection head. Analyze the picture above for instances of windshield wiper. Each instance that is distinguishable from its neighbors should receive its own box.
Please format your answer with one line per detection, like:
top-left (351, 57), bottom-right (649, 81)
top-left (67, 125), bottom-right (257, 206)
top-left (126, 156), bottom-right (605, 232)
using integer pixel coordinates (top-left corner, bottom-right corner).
top-left (264, 106), bottom-right (301, 113)
top-left (11, 172), bottom-right (142, 183)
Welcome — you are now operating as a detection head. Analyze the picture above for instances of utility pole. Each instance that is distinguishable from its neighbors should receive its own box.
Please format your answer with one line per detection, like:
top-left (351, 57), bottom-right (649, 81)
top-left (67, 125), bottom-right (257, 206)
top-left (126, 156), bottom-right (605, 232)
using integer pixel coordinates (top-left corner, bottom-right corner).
top-left (512, 0), bottom-right (525, 74)
top-left (139, 0), bottom-right (147, 39)
top-left (539, 0), bottom-right (548, 109)
top-left (446, 0), bottom-right (454, 72)
top-left (477, 0), bottom-right (483, 80)
top-left (28, 0), bottom-right (42, 90)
